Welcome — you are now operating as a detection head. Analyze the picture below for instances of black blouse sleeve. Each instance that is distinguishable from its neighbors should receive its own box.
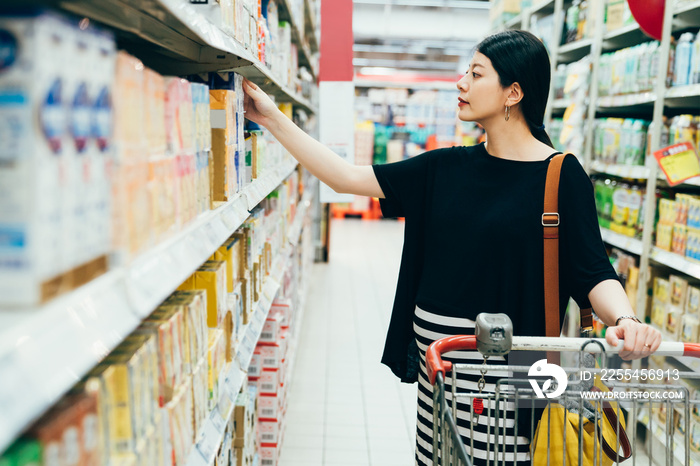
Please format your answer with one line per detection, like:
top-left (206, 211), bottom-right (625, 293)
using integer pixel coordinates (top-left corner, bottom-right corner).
top-left (372, 150), bottom-right (435, 219)
top-left (559, 156), bottom-right (620, 308)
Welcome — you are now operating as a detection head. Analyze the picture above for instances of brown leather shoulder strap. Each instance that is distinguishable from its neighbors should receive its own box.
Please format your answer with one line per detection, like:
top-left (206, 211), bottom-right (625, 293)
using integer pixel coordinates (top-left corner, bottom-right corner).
top-left (544, 154), bottom-right (567, 365)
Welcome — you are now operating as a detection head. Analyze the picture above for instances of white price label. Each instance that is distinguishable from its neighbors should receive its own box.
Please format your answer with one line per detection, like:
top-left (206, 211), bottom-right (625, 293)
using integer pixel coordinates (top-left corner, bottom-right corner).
top-left (203, 223), bottom-right (218, 246)
top-left (194, 421), bottom-right (220, 462)
top-left (223, 364), bottom-right (243, 396)
top-left (209, 406), bottom-right (225, 433)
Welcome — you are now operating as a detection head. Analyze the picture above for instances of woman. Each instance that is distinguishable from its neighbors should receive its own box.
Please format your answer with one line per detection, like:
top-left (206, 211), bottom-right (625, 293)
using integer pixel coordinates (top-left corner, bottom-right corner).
top-left (243, 29), bottom-right (661, 465)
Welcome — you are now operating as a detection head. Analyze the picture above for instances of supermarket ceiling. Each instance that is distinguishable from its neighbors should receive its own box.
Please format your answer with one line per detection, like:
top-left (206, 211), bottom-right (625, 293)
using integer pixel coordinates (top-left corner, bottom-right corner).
top-left (352, 0), bottom-right (491, 78)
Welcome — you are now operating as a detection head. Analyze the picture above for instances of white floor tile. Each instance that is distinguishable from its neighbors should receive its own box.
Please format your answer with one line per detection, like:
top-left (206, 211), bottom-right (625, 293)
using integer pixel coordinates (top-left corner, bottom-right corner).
top-left (279, 219), bottom-right (419, 464)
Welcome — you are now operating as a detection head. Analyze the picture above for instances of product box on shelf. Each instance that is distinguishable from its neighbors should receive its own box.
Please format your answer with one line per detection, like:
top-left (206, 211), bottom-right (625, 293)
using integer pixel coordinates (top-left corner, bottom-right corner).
top-left (134, 313), bottom-right (180, 407)
top-left (113, 51), bottom-right (150, 262)
top-left (210, 89), bottom-right (238, 203)
top-left (259, 443), bottom-right (279, 466)
top-left (179, 259), bottom-right (227, 328)
top-left (257, 396), bottom-right (282, 423)
top-left (249, 347), bottom-right (262, 379)
top-left (192, 358), bottom-right (209, 441)
top-left (257, 369), bottom-right (279, 396)
top-left (681, 313), bottom-right (700, 342)
top-left (259, 313), bottom-right (283, 345)
top-left (207, 328), bottom-right (226, 410)
top-left (163, 376), bottom-right (195, 466)
top-left (0, 11), bottom-right (110, 306)
top-left (17, 389), bottom-right (100, 466)
top-left (166, 289), bottom-right (209, 373)
top-left (0, 439), bottom-right (42, 465)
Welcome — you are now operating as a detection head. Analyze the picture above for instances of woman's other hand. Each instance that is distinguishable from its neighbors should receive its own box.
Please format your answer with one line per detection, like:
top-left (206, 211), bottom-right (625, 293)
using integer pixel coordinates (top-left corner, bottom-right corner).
top-left (242, 78), bottom-right (280, 127)
top-left (605, 320), bottom-right (662, 360)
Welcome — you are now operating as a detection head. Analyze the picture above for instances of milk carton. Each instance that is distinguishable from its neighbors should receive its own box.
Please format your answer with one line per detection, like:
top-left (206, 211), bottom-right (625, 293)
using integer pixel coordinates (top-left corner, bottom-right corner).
top-left (0, 11), bottom-right (71, 305)
top-left (89, 28), bottom-right (116, 260)
top-left (65, 19), bottom-right (93, 267)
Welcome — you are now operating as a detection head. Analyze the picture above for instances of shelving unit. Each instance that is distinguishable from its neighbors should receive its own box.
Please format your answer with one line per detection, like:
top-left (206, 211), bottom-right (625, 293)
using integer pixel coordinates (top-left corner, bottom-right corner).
top-left (0, 160), bottom-right (301, 454)
top-left (185, 182), bottom-right (316, 466)
top-left (57, 0), bottom-right (318, 113)
top-left (0, 0), bottom-right (321, 460)
top-left (634, 408), bottom-right (700, 466)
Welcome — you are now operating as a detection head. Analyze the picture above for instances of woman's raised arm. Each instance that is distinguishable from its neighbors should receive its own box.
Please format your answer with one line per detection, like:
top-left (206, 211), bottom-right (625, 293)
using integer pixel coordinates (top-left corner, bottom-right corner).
top-left (243, 79), bottom-right (384, 198)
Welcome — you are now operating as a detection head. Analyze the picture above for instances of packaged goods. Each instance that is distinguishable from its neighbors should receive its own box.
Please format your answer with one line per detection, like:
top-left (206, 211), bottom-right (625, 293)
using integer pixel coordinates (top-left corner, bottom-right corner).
top-left (0, 11), bottom-right (97, 305)
top-left (179, 260), bottom-right (227, 328)
top-left (675, 32), bottom-right (695, 87)
top-left (166, 289), bottom-right (208, 372)
top-left (210, 89), bottom-right (238, 202)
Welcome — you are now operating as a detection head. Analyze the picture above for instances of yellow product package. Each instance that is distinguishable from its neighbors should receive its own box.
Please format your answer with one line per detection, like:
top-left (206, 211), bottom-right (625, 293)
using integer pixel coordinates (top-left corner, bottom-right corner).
top-left (167, 290), bottom-right (208, 371)
top-left (207, 329), bottom-right (225, 410)
top-left (179, 260), bottom-right (226, 328)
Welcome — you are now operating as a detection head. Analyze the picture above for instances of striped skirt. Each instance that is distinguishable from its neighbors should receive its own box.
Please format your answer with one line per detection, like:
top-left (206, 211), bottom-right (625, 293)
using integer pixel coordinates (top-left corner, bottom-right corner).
top-left (413, 306), bottom-right (531, 466)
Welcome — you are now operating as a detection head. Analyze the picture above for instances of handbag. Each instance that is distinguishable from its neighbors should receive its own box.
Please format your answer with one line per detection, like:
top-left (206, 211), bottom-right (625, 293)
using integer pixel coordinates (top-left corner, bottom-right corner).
top-left (530, 153), bottom-right (632, 465)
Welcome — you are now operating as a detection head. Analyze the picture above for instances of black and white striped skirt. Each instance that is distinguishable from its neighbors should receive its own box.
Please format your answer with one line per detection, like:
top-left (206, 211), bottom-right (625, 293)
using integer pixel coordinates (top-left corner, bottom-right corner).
top-left (413, 306), bottom-right (531, 466)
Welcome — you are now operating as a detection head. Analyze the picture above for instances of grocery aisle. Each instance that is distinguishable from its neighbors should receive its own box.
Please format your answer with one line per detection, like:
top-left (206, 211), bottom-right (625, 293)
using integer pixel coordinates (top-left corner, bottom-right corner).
top-left (279, 218), bottom-right (417, 466)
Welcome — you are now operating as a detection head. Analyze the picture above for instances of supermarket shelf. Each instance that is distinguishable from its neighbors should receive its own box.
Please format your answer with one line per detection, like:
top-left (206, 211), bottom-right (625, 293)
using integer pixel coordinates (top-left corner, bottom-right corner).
top-left (589, 161), bottom-right (651, 180)
top-left (664, 84), bottom-right (700, 108)
top-left (287, 180), bottom-right (317, 246)
top-left (635, 408), bottom-right (700, 466)
top-left (0, 160), bottom-right (301, 454)
top-left (668, 353), bottom-right (700, 373)
top-left (55, 0), bottom-right (317, 112)
top-left (504, 14), bottom-right (522, 30)
top-left (557, 38), bottom-right (593, 63)
top-left (601, 22), bottom-right (646, 52)
top-left (243, 160), bottom-right (299, 210)
top-left (304, 0), bottom-right (319, 53)
top-left (234, 58), bottom-right (317, 114)
top-left (552, 98), bottom-right (572, 110)
top-left (596, 92), bottom-right (656, 111)
top-left (675, 0), bottom-right (700, 29)
top-left (599, 228), bottom-right (643, 255)
top-left (530, 0), bottom-right (555, 15)
top-left (186, 250), bottom-right (290, 466)
top-left (187, 181), bottom-right (316, 466)
top-left (650, 247), bottom-right (700, 280)
top-left (277, 0), bottom-right (316, 77)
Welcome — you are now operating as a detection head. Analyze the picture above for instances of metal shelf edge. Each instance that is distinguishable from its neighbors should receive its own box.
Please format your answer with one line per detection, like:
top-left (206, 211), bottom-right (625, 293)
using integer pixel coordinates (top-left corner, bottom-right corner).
top-left (0, 160), bottom-right (299, 454)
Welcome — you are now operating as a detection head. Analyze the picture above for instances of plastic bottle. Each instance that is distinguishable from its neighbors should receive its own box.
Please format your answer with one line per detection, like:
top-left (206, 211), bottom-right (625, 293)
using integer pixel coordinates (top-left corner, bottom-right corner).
top-left (691, 31), bottom-right (700, 84)
top-left (675, 33), bottom-right (694, 86)
top-left (565, 1), bottom-right (580, 44)
top-left (577, 0), bottom-right (588, 41)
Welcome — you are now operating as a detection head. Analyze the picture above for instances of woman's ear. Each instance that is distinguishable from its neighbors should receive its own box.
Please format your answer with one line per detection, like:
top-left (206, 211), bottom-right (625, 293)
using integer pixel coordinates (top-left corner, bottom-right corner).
top-left (504, 82), bottom-right (524, 107)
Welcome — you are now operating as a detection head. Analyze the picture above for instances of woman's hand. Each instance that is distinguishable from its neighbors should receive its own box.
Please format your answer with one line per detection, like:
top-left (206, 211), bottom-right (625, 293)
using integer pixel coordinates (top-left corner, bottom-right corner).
top-left (242, 78), bottom-right (281, 127)
top-left (605, 320), bottom-right (662, 360)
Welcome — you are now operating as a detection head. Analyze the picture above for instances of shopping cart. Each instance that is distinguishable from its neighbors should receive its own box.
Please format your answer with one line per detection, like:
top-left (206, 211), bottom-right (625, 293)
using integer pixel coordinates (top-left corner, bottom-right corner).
top-left (425, 313), bottom-right (700, 466)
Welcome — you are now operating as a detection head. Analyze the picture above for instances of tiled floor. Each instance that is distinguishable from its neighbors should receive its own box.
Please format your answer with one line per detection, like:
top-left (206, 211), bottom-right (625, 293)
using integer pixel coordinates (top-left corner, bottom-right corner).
top-left (279, 218), bottom-right (417, 466)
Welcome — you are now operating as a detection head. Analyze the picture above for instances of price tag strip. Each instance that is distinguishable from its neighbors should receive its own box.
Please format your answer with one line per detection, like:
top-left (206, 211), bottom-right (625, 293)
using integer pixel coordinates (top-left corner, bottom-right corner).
top-left (185, 361), bottom-right (245, 466)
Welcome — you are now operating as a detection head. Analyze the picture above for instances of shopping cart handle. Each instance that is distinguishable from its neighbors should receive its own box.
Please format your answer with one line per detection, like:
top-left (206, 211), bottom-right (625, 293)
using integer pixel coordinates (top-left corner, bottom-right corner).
top-left (426, 335), bottom-right (477, 385)
top-left (426, 337), bottom-right (700, 385)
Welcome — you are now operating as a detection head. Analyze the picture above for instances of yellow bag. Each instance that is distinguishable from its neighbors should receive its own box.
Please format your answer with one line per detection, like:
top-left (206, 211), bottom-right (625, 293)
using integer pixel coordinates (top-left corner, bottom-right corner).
top-left (531, 376), bottom-right (632, 465)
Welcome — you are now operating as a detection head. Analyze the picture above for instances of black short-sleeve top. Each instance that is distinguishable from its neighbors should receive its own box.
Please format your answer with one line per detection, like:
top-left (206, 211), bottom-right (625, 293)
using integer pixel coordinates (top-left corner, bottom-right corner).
top-left (372, 142), bottom-right (619, 382)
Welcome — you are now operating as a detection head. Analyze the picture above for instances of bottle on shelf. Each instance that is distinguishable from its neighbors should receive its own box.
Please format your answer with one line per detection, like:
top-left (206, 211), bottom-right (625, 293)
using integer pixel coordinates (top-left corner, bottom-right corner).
top-left (674, 32), bottom-right (695, 87)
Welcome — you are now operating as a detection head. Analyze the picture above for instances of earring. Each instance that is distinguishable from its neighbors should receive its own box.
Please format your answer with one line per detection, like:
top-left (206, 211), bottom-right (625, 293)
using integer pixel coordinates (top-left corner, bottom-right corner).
top-left (505, 106), bottom-right (511, 122)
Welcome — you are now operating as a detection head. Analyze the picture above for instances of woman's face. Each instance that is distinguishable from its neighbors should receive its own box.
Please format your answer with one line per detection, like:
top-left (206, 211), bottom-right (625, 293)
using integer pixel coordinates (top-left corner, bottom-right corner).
top-left (456, 52), bottom-right (511, 124)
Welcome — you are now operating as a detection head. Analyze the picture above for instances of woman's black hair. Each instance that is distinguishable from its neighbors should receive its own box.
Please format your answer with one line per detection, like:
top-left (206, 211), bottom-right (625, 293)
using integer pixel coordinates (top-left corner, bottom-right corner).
top-left (476, 30), bottom-right (554, 148)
